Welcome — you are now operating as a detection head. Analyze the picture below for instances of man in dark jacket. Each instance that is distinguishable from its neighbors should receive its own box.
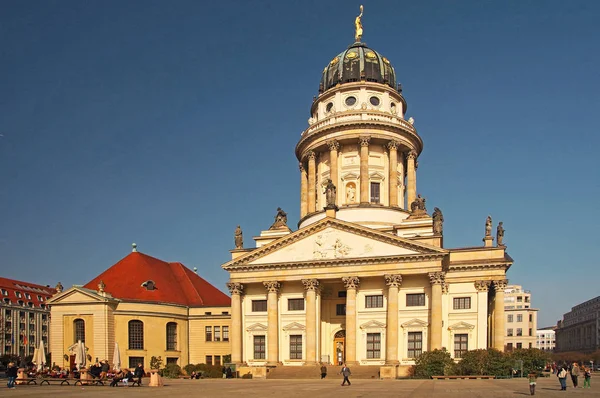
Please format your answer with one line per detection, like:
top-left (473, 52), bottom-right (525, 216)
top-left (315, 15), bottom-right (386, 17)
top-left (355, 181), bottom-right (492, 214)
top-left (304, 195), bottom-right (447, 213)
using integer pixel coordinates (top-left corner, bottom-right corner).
top-left (340, 364), bottom-right (351, 386)
top-left (6, 362), bottom-right (18, 389)
top-left (100, 360), bottom-right (110, 379)
top-left (134, 363), bottom-right (145, 385)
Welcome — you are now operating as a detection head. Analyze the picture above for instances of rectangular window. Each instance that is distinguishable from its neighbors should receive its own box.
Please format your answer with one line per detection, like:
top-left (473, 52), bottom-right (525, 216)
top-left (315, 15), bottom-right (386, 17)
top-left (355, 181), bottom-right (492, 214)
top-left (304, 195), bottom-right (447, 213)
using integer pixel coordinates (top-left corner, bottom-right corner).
top-left (454, 334), bottom-right (468, 358)
top-left (128, 321), bottom-right (144, 350)
top-left (336, 304), bottom-right (346, 316)
top-left (407, 332), bottom-right (422, 358)
top-left (406, 293), bottom-right (425, 307)
top-left (516, 342), bottom-right (522, 349)
top-left (205, 326), bottom-right (212, 342)
top-left (529, 314), bottom-right (533, 322)
top-left (214, 326), bottom-right (221, 342)
top-left (453, 297), bottom-right (471, 310)
top-left (516, 328), bottom-right (523, 336)
top-left (507, 328), bottom-right (513, 336)
top-left (252, 300), bottom-right (267, 312)
top-left (507, 315), bottom-right (513, 323)
top-left (253, 335), bottom-right (266, 359)
top-left (205, 355), bottom-right (212, 365)
top-left (517, 296), bottom-right (523, 302)
top-left (528, 328), bottom-right (532, 336)
top-left (129, 356), bottom-right (144, 369)
top-left (528, 343), bottom-right (532, 349)
top-left (223, 326), bottom-right (229, 342)
top-left (507, 343), bottom-right (513, 351)
top-left (370, 182), bottom-right (380, 204)
top-left (166, 323), bottom-right (177, 350)
top-left (365, 295), bottom-right (383, 308)
top-left (517, 314), bottom-right (523, 322)
top-left (366, 333), bottom-right (381, 359)
top-left (214, 355), bottom-right (221, 366)
top-left (25, 293), bottom-right (31, 299)
top-left (289, 335), bottom-right (302, 359)
top-left (166, 357), bottom-right (178, 365)
top-left (288, 298), bottom-right (305, 311)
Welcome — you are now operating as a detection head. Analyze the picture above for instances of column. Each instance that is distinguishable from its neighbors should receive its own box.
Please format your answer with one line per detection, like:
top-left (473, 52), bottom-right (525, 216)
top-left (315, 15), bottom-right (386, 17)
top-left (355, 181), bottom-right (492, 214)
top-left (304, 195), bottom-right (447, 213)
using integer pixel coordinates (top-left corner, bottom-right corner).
top-left (302, 279), bottom-right (319, 364)
top-left (263, 281), bottom-right (281, 366)
top-left (307, 151), bottom-right (316, 213)
top-left (398, 151), bottom-right (405, 209)
top-left (428, 272), bottom-right (444, 350)
top-left (299, 162), bottom-right (308, 218)
top-left (359, 136), bottom-right (370, 204)
top-left (387, 141), bottom-right (399, 207)
top-left (342, 276), bottom-right (360, 364)
top-left (227, 282), bottom-right (244, 364)
top-left (474, 281), bottom-right (491, 349)
top-left (493, 279), bottom-right (508, 350)
top-left (406, 150), bottom-right (417, 208)
top-left (327, 140), bottom-right (340, 194)
top-left (385, 274), bottom-right (402, 364)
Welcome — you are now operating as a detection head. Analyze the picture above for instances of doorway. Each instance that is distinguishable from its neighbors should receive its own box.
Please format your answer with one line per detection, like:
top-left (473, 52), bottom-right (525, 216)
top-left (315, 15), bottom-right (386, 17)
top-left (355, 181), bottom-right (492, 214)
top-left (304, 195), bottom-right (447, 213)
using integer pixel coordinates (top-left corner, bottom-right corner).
top-left (334, 330), bottom-right (345, 365)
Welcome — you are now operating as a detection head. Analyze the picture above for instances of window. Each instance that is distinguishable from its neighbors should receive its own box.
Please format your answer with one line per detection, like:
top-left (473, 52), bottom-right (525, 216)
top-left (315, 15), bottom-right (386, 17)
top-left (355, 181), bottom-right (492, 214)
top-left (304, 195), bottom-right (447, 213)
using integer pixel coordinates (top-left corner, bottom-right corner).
top-left (223, 326), bottom-right (229, 342)
top-left (454, 334), bottom-right (468, 358)
top-left (25, 293), bottom-right (31, 299)
top-left (252, 300), bottom-right (267, 312)
top-left (37, 295), bottom-right (42, 301)
top-left (517, 314), bottom-right (523, 322)
top-left (326, 102), bottom-right (334, 112)
top-left (516, 343), bottom-right (522, 349)
top-left (344, 96), bottom-right (356, 107)
top-left (406, 293), bottom-right (425, 307)
top-left (74, 319), bottom-right (85, 343)
top-left (528, 328), bottom-right (532, 336)
top-left (366, 333), bottom-right (381, 359)
top-left (288, 298), bottom-right (304, 311)
top-left (129, 356), bottom-right (144, 369)
top-left (3, 298), bottom-right (10, 305)
top-left (214, 355), bottom-right (221, 366)
top-left (517, 296), bottom-right (523, 302)
top-left (507, 328), bottom-right (513, 336)
top-left (407, 332), bottom-right (422, 358)
top-left (516, 328), bottom-right (523, 336)
top-left (507, 314), bottom-right (513, 323)
top-left (338, 291), bottom-right (347, 298)
top-left (15, 292), bottom-right (21, 298)
top-left (336, 304), bottom-right (346, 316)
top-left (166, 322), bottom-right (177, 350)
top-left (253, 335), bottom-right (266, 359)
top-left (205, 355), bottom-right (213, 365)
top-left (166, 357), bottom-right (178, 365)
top-left (529, 314), bottom-right (533, 322)
top-left (528, 343), bottom-right (532, 349)
top-left (289, 335), bottom-right (302, 359)
top-left (365, 295), bottom-right (383, 308)
top-left (214, 326), bottom-right (221, 342)
top-left (453, 297), bottom-right (471, 310)
top-left (369, 96), bottom-right (380, 106)
top-left (205, 326), bottom-right (212, 342)
top-left (128, 320), bottom-right (144, 350)
top-left (507, 343), bottom-right (513, 351)
top-left (1, 289), bottom-right (7, 296)
top-left (370, 182), bottom-right (380, 204)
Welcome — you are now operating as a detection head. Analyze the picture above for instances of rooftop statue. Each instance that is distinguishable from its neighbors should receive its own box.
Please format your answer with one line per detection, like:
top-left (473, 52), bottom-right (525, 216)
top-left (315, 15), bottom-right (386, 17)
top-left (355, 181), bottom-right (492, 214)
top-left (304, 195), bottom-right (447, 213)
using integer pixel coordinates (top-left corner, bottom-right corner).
top-left (234, 225), bottom-right (243, 249)
top-left (496, 222), bottom-right (505, 246)
top-left (432, 207), bottom-right (444, 235)
top-left (324, 179), bottom-right (337, 209)
top-left (409, 194), bottom-right (428, 218)
top-left (485, 215), bottom-right (492, 237)
top-left (355, 5), bottom-right (364, 42)
top-left (270, 207), bottom-right (288, 230)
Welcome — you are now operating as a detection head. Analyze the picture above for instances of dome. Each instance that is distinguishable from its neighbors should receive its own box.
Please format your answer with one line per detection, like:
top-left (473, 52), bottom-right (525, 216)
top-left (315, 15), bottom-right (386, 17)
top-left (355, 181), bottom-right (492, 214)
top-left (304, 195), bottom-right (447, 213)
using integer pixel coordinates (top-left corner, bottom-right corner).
top-left (319, 42), bottom-right (397, 93)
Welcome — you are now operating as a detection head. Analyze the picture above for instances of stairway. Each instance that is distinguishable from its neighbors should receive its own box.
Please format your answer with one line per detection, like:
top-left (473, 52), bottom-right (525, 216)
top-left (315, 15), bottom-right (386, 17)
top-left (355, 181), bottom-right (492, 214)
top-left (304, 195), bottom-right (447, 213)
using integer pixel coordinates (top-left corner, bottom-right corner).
top-left (266, 365), bottom-right (381, 379)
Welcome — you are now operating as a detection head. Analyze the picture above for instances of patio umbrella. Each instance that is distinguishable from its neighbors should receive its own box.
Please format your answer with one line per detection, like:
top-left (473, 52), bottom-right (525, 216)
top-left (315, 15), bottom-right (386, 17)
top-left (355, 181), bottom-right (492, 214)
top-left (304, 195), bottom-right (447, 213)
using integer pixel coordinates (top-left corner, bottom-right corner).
top-left (113, 342), bottom-right (121, 371)
top-left (80, 340), bottom-right (87, 369)
top-left (75, 340), bottom-right (85, 370)
top-left (37, 340), bottom-right (46, 372)
top-left (32, 346), bottom-right (40, 369)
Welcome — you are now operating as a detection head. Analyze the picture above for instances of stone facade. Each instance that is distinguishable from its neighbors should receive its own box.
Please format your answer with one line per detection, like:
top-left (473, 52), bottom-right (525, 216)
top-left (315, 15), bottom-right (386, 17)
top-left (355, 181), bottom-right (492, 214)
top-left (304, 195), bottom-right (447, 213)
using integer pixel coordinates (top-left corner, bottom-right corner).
top-left (555, 296), bottom-right (600, 353)
top-left (503, 284), bottom-right (538, 351)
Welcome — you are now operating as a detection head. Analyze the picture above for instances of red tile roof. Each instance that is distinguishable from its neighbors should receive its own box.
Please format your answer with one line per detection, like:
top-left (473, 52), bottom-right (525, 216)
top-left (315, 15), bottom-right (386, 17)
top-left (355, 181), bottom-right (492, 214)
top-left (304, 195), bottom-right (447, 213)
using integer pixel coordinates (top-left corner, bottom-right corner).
top-left (83, 251), bottom-right (230, 307)
top-left (0, 277), bottom-right (56, 309)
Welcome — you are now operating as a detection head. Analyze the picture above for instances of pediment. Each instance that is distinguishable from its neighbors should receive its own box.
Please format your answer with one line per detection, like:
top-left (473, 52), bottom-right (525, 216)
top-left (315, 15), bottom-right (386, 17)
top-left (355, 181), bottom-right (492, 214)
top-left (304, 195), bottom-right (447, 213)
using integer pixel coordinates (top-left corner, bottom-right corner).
top-left (401, 319), bottom-right (429, 328)
top-left (448, 321), bottom-right (475, 331)
top-left (47, 287), bottom-right (117, 305)
top-left (282, 322), bottom-right (306, 331)
top-left (223, 218), bottom-right (446, 269)
top-left (246, 323), bottom-right (268, 332)
top-left (360, 320), bottom-right (386, 330)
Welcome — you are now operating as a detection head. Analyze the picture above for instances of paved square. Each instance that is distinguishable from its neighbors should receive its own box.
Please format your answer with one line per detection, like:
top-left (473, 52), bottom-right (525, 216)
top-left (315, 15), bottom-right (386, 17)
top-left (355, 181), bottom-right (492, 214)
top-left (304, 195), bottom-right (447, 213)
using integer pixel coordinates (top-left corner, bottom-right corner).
top-left (3, 377), bottom-right (598, 397)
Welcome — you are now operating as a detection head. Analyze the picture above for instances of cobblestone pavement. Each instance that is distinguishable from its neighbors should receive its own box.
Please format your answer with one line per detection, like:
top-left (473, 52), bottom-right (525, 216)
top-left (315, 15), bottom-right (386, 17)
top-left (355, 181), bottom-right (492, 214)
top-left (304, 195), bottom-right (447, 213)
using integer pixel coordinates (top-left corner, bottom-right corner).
top-left (2, 377), bottom-right (598, 397)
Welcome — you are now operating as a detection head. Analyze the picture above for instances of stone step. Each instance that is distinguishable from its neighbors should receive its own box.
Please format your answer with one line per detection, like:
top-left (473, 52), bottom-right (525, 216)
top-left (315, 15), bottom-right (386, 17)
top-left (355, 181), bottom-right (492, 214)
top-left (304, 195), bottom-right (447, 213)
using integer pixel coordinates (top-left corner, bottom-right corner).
top-left (266, 365), bottom-right (381, 379)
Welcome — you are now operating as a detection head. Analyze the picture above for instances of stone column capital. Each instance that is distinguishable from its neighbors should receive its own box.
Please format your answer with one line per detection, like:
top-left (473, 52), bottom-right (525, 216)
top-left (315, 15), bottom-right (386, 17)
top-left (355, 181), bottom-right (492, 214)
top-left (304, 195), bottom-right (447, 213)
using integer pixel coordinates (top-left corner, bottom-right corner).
top-left (406, 150), bottom-right (417, 160)
top-left (474, 280), bottom-right (491, 292)
top-left (442, 282), bottom-right (449, 294)
top-left (301, 278), bottom-right (320, 292)
top-left (387, 141), bottom-right (399, 151)
top-left (493, 279), bottom-right (508, 291)
top-left (263, 281), bottom-right (281, 293)
top-left (342, 276), bottom-right (360, 289)
top-left (359, 136), bottom-right (371, 147)
top-left (384, 274), bottom-right (402, 288)
top-left (227, 282), bottom-right (244, 296)
top-left (299, 162), bottom-right (306, 172)
top-left (306, 150), bottom-right (316, 161)
top-left (327, 140), bottom-right (340, 151)
top-left (428, 272), bottom-right (445, 285)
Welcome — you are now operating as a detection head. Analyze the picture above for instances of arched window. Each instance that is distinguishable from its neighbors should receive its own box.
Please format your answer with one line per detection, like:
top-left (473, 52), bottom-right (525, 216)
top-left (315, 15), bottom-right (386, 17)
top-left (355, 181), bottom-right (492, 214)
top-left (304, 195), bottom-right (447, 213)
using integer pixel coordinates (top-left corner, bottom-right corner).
top-left (74, 319), bottom-right (85, 343)
top-left (128, 320), bottom-right (144, 350)
top-left (166, 322), bottom-right (177, 351)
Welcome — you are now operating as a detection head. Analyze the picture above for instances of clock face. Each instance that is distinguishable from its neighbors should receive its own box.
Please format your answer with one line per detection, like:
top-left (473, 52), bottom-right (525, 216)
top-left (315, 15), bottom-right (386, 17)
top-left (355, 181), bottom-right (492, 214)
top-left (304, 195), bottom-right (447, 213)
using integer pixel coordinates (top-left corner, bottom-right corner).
top-left (345, 96), bottom-right (357, 107)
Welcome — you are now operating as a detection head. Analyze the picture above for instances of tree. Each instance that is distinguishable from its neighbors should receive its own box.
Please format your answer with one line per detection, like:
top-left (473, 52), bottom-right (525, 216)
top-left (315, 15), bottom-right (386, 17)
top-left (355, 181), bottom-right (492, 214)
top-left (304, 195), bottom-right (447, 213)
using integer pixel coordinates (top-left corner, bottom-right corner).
top-left (413, 349), bottom-right (455, 378)
top-left (150, 356), bottom-right (163, 370)
top-left (509, 348), bottom-right (552, 375)
top-left (457, 349), bottom-right (511, 376)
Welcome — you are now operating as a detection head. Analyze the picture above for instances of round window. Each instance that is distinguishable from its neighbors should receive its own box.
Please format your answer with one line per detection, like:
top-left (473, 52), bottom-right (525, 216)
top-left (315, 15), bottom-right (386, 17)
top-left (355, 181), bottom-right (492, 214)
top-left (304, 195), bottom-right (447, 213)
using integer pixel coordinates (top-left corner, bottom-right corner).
top-left (345, 96), bottom-right (357, 106)
top-left (370, 96), bottom-right (381, 106)
top-left (326, 102), bottom-right (333, 113)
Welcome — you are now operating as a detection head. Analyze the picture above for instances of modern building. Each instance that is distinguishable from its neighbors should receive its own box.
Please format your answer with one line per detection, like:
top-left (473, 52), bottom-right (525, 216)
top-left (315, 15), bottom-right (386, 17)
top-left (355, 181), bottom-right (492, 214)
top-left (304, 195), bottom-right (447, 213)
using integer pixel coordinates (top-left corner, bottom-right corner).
top-left (536, 326), bottom-right (556, 352)
top-left (221, 10), bottom-right (514, 377)
top-left (48, 245), bottom-right (231, 369)
top-left (503, 285), bottom-right (538, 350)
top-left (555, 296), bottom-right (600, 353)
top-left (0, 277), bottom-right (55, 357)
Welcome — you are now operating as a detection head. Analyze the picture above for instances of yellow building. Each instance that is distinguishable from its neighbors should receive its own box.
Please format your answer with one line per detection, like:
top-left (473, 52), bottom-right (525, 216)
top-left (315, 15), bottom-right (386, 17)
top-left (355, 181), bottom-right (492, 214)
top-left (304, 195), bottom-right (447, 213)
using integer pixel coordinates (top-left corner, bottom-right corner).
top-left (222, 10), bottom-right (513, 377)
top-left (503, 284), bottom-right (538, 350)
top-left (48, 244), bottom-right (231, 370)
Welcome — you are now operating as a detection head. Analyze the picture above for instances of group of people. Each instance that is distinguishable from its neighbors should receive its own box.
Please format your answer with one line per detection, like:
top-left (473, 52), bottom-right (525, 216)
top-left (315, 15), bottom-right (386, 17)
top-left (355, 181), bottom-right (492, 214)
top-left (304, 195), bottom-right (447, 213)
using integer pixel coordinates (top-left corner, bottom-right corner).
top-left (555, 362), bottom-right (592, 391)
top-left (108, 362), bottom-right (145, 387)
top-left (319, 363), bottom-right (352, 386)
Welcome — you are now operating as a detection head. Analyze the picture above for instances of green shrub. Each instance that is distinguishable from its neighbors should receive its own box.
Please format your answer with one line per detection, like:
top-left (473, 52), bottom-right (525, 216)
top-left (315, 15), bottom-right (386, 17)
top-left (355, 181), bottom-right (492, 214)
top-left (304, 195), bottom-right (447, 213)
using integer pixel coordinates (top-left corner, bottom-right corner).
top-left (457, 349), bottom-right (511, 376)
top-left (508, 349), bottom-right (551, 375)
top-left (413, 349), bottom-right (455, 378)
top-left (150, 356), bottom-right (163, 370)
top-left (196, 363), bottom-right (223, 378)
top-left (162, 363), bottom-right (182, 378)
top-left (183, 364), bottom-right (198, 376)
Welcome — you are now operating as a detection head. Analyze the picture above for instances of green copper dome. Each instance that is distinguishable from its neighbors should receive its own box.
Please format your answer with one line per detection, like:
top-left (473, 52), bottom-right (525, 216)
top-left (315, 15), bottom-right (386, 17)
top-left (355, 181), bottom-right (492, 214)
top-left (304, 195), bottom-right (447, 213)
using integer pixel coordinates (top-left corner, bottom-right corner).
top-left (319, 42), bottom-right (397, 93)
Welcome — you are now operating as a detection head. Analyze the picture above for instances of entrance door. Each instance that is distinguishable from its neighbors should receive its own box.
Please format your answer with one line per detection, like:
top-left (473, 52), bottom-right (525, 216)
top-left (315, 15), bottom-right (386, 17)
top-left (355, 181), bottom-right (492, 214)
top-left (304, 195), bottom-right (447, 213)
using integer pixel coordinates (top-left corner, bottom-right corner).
top-left (334, 330), bottom-right (345, 365)
top-left (69, 355), bottom-right (76, 370)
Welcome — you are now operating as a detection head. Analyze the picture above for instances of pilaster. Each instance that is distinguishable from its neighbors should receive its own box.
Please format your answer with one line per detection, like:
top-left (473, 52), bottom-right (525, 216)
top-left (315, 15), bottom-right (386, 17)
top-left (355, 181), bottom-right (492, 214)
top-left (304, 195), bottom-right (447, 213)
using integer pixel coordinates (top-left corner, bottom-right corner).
top-left (428, 272), bottom-right (444, 350)
top-left (384, 274), bottom-right (402, 364)
top-left (302, 279), bottom-right (319, 365)
top-left (227, 282), bottom-right (244, 364)
top-left (342, 276), bottom-right (360, 364)
top-left (406, 150), bottom-right (417, 208)
top-left (299, 162), bottom-right (308, 218)
top-left (493, 279), bottom-right (508, 351)
top-left (474, 280), bottom-right (491, 349)
top-left (359, 136), bottom-right (370, 204)
top-left (307, 151), bottom-right (316, 213)
top-left (387, 141), bottom-right (399, 207)
top-left (263, 281), bottom-right (281, 366)
top-left (327, 140), bottom-right (340, 203)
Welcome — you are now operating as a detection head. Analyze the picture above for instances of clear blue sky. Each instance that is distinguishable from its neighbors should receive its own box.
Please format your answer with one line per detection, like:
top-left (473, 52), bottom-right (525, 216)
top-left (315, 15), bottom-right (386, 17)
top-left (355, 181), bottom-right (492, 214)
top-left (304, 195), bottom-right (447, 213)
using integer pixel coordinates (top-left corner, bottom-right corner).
top-left (1, 0), bottom-right (598, 327)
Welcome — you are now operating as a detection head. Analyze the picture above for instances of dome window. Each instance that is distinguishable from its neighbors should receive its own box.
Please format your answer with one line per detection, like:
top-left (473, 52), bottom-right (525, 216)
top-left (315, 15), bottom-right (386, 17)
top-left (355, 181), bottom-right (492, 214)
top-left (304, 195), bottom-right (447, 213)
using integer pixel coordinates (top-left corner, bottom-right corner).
top-left (141, 280), bottom-right (156, 291)
top-left (326, 102), bottom-right (334, 113)
top-left (345, 96), bottom-right (357, 107)
top-left (370, 96), bottom-right (380, 107)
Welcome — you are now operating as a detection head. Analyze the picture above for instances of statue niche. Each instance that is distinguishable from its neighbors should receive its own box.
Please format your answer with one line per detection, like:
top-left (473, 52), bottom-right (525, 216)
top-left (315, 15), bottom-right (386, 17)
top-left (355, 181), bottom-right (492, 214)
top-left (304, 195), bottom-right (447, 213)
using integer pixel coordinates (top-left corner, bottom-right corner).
top-left (345, 182), bottom-right (356, 205)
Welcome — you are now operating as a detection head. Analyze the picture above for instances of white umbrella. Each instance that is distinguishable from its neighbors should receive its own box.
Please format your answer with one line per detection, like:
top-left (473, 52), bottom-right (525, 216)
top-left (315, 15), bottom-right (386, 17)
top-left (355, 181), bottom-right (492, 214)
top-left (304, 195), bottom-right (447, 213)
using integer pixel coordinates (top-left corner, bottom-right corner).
top-left (33, 347), bottom-right (40, 369)
top-left (112, 342), bottom-right (121, 371)
top-left (37, 340), bottom-right (46, 372)
top-left (80, 340), bottom-right (87, 369)
top-left (75, 340), bottom-right (85, 370)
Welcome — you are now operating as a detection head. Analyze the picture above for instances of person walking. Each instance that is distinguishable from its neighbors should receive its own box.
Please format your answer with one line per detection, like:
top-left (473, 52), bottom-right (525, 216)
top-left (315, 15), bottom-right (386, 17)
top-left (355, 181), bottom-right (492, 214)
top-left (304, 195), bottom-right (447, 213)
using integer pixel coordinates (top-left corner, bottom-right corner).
top-left (320, 363), bottom-right (327, 379)
top-left (340, 363), bottom-right (351, 386)
top-left (6, 362), bottom-right (17, 389)
top-left (583, 367), bottom-right (591, 388)
top-left (571, 363), bottom-right (580, 388)
top-left (558, 366), bottom-right (568, 390)
top-left (528, 372), bottom-right (538, 395)
top-left (134, 362), bottom-right (145, 385)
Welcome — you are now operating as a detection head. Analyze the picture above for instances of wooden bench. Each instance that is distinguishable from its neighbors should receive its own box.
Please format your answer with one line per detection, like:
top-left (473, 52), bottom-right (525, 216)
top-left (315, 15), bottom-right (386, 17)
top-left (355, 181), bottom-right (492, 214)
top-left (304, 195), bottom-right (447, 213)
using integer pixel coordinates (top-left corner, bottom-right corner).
top-left (16, 378), bottom-right (38, 385)
top-left (39, 378), bottom-right (72, 386)
top-left (431, 375), bottom-right (496, 380)
top-left (74, 378), bottom-right (105, 386)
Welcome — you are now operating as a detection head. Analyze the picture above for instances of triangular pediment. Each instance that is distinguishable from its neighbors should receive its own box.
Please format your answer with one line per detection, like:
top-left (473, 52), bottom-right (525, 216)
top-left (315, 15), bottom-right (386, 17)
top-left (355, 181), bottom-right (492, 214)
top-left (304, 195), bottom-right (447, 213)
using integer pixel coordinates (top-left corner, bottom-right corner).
top-left (401, 319), bottom-right (429, 328)
top-left (282, 322), bottom-right (306, 331)
top-left (47, 287), bottom-right (118, 305)
top-left (448, 321), bottom-right (475, 331)
top-left (360, 320), bottom-right (386, 330)
top-left (246, 323), bottom-right (268, 332)
top-left (223, 218), bottom-right (447, 269)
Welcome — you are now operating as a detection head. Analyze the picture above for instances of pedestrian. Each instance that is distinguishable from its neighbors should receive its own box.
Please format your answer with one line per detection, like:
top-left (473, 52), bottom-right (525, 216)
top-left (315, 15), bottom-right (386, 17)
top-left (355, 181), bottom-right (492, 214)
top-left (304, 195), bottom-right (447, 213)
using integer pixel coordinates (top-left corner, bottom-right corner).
top-left (339, 363), bottom-right (351, 386)
top-left (584, 367), bottom-right (591, 388)
top-left (6, 362), bottom-right (17, 389)
top-left (222, 366), bottom-right (227, 379)
top-left (528, 372), bottom-right (538, 395)
top-left (320, 363), bottom-right (327, 379)
top-left (571, 362), bottom-right (580, 388)
top-left (134, 362), bottom-right (145, 385)
top-left (558, 366), bottom-right (568, 390)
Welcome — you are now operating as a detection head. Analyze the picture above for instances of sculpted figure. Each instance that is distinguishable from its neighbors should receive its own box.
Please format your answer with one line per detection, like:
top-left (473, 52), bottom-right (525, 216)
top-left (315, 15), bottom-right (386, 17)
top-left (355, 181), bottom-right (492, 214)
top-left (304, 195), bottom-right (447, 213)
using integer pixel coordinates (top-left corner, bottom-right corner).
top-left (432, 207), bottom-right (444, 235)
top-left (234, 225), bottom-right (243, 249)
top-left (270, 207), bottom-right (288, 229)
top-left (346, 185), bottom-right (356, 203)
top-left (485, 215), bottom-right (492, 237)
top-left (324, 179), bottom-right (337, 208)
top-left (354, 5), bottom-right (364, 42)
top-left (496, 222), bottom-right (505, 246)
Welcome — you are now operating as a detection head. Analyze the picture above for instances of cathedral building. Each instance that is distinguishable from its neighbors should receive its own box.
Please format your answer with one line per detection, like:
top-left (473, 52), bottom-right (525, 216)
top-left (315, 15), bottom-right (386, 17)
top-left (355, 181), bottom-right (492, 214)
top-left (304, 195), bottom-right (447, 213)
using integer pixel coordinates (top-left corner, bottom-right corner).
top-left (222, 10), bottom-right (513, 377)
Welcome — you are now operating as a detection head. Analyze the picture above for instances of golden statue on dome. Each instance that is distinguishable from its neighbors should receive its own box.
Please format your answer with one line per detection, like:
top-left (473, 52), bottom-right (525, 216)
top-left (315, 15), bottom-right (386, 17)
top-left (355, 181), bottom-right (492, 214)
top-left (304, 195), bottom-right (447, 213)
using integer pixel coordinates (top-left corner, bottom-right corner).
top-left (355, 5), bottom-right (364, 42)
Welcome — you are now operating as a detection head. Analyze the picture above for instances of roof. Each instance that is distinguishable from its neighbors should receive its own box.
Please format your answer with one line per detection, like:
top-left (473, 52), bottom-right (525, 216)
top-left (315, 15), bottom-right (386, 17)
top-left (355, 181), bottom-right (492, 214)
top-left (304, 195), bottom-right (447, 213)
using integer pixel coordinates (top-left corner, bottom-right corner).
top-left (0, 277), bottom-right (56, 309)
top-left (83, 251), bottom-right (230, 307)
